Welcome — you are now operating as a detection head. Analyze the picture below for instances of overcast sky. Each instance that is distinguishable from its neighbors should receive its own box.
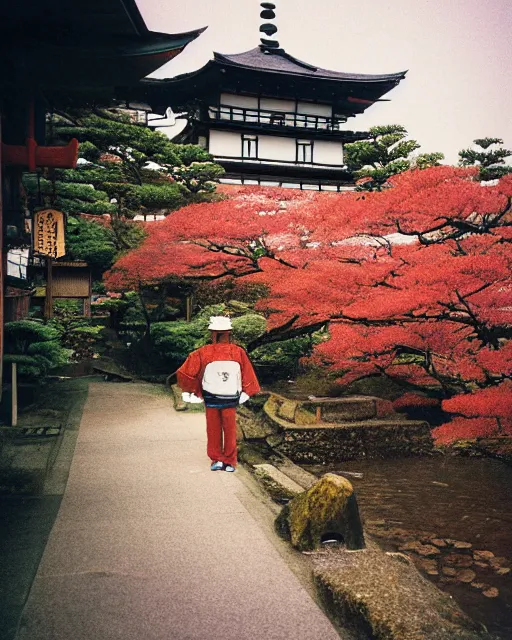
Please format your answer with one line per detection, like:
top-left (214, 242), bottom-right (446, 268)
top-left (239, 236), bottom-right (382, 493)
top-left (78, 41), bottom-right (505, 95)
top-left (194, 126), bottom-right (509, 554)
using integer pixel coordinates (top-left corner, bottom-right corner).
top-left (138, 0), bottom-right (511, 165)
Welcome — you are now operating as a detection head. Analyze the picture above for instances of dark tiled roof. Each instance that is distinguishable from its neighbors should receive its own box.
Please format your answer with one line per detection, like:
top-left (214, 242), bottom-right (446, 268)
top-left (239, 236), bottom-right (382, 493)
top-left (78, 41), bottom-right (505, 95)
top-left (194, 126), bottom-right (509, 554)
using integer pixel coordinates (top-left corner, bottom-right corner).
top-left (214, 47), bottom-right (406, 83)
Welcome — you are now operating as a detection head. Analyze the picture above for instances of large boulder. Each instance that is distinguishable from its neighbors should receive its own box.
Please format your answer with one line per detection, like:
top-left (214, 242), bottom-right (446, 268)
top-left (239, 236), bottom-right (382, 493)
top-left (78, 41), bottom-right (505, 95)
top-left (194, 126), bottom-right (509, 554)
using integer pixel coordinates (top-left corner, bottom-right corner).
top-left (314, 549), bottom-right (493, 640)
top-left (275, 473), bottom-right (365, 551)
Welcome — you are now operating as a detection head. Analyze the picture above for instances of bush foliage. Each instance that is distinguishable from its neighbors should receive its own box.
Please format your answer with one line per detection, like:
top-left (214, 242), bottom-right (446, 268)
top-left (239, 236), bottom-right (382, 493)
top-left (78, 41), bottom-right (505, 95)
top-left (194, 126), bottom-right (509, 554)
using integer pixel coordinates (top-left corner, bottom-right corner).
top-left (4, 320), bottom-right (70, 378)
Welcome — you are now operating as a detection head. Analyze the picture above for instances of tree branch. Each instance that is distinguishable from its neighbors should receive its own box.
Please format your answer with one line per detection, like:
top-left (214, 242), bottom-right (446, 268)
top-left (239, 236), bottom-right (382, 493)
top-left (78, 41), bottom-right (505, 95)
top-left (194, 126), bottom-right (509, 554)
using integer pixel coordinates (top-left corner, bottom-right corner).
top-left (246, 317), bottom-right (326, 352)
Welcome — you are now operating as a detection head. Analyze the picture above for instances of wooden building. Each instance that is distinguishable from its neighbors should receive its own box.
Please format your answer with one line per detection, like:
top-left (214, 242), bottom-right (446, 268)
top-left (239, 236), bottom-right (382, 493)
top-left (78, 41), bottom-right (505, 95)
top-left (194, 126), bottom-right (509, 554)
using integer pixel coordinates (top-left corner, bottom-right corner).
top-left (29, 260), bottom-right (92, 318)
top-left (137, 2), bottom-right (406, 191)
top-left (5, 281), bottom-right (33, 322)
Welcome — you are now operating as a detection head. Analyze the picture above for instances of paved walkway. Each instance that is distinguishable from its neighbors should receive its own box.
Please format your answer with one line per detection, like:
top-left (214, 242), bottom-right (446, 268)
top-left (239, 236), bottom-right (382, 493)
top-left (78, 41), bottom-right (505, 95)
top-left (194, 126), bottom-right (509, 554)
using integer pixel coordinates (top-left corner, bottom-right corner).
top-left (16, 382), bottom-right (343, 640)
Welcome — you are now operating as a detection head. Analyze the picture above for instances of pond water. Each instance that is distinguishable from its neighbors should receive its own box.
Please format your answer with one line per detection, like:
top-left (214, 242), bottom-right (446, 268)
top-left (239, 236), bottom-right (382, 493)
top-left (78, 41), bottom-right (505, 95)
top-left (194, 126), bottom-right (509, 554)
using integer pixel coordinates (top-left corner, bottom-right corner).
top-left (304, 455), bottom-right (512, 639)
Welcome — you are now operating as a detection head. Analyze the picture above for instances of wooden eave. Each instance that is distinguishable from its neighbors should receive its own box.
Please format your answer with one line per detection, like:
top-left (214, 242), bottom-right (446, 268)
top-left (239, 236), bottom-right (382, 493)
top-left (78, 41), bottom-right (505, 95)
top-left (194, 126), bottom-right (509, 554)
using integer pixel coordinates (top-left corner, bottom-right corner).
top-left (0, 29), bottom-right (206, 93)
top-left (0, 0), bottom-right (206, 97)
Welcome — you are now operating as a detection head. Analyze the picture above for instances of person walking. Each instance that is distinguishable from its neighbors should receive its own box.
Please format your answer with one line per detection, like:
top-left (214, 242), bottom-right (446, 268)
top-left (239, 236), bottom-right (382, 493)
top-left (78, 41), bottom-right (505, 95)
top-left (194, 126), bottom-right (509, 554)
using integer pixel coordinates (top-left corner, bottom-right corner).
top-left (177, 316), bottom-right (260, 472)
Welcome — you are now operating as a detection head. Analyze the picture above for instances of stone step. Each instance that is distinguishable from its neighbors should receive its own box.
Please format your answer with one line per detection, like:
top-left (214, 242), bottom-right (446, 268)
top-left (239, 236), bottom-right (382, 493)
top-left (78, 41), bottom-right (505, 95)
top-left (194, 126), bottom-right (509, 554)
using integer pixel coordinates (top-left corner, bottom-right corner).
top-left (284, 418), bottom-right (429, 431)
top-left (276, 397), bottom-right (380, 424)
top-left (301, 396), bottom-right (379, 422)
top-left (272, 393), bottom-right (400, 425)
top-left (253, 463), bottom-right (305, 500)
top-left (273, 454), bottom-right (318, 490)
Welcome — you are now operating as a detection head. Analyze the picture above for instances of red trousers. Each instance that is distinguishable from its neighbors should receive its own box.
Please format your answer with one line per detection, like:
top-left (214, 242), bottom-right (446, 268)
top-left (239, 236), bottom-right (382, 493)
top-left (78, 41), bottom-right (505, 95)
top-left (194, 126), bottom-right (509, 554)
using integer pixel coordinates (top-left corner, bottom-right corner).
top-left (205, 406), bottom-right (237, 467)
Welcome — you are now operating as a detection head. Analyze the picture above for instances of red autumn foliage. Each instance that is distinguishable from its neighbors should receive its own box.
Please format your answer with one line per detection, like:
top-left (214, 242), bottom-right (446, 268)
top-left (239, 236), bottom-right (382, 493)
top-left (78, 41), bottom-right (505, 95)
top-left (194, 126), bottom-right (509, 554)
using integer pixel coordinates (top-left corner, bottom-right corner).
top-left (392, 393), bottom-right (440, 411)
top-left (105, 167), bottom-right (512, 443)
top-left (442, 381), bottom-right (512, 420)
top-left (432, 418), bottom-right (503, 444)
top-left (434, 379), bottom-right (512, 443)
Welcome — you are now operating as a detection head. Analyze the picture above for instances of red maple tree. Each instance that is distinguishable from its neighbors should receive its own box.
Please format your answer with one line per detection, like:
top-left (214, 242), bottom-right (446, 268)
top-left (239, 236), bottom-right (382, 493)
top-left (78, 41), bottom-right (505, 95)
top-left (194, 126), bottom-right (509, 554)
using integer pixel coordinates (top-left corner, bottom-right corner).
top-left (105, 167), bottom-right (512, 443)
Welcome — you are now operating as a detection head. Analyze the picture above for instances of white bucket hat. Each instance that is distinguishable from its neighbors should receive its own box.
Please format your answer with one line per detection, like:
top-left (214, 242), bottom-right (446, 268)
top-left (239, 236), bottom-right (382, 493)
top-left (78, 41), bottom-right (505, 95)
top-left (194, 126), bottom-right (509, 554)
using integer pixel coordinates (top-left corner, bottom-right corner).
top-left (208, 316), bottom-right (233, 331)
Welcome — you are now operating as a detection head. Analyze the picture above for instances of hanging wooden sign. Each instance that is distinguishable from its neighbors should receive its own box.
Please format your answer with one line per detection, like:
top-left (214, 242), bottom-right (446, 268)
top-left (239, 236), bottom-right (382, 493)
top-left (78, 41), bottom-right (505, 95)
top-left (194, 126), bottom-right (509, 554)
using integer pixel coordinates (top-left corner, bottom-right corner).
top-left (33, 209), bottom-right (66, 258)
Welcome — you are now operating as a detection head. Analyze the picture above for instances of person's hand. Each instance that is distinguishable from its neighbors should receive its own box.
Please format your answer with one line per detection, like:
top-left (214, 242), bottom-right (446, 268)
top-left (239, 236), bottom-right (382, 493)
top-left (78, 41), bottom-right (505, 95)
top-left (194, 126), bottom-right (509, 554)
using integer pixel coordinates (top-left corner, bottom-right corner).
top-left (181, 392), bottom-right (203, 403)
top-left (239, 392), bottom-right (250, 404)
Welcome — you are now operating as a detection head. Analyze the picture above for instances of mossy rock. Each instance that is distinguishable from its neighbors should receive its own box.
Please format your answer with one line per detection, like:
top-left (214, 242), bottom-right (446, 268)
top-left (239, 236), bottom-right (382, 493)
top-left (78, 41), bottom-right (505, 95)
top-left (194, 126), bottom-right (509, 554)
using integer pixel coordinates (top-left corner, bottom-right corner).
top-left (276, 399), bottom-right (297, 422)
top-left (275, 473), bottom-right (365, 551)
top-left (237, 407), bottom-right (275, 440)
top-left (245, 392), bottom-right (270, 411)
top-left (294, 406), bottom-right (318, 425)
top-left (171, 384), bottom-right (187, 411)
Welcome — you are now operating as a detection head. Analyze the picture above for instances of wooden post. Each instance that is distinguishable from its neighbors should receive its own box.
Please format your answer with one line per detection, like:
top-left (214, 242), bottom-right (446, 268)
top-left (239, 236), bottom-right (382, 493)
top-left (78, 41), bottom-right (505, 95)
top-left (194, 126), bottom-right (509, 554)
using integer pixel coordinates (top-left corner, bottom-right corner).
top-left (0, 117), bottom-right (4, 401)
top-left (44, 257), bottom-right (53, 319)
top-left (11, 362), bottom-right (17, 427)
top-left (85, 268), bottom-right (92, 317)
top-left (185, 294), bottom-right (193, 322)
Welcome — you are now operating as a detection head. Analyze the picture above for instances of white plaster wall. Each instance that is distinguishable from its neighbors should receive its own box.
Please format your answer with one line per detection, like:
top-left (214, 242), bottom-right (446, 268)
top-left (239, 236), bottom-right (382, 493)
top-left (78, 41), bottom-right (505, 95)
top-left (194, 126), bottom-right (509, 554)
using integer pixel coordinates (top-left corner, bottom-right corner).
top-left (297, 101), bottom-right (332, 117)
top-left (218, 94), bottom-right (258, 122)
top-left (209, 130), bottom-right (242, 157)
top-left (211, 132), bottom-right (296, 162)
top-left (209, 131), bottom-right (343, 165)
top-left (260, 97), bottom-right (295, 112)
top-left (220, 93), bottom-right (258, 108)
top-left (218, 95), bottom-right (332, 117)
top-left (314, 140), bottom-right (344, 165)
top-left (258, 135), bottom-right (296, 161)
top-left (7, 248), bottom-right (28, 279)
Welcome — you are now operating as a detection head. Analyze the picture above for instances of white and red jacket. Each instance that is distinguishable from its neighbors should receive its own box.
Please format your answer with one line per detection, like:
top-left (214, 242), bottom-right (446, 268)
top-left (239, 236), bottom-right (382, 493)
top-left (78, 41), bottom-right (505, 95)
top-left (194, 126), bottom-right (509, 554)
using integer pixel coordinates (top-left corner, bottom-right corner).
top-left (177, 343), bottom-right (260, 407)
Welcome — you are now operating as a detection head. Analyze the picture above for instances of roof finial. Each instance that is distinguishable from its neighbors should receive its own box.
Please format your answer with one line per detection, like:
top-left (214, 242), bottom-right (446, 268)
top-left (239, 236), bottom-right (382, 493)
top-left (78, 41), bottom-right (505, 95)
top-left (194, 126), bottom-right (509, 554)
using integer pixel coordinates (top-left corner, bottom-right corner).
top-left (259, 2), bottom-right (280, 51)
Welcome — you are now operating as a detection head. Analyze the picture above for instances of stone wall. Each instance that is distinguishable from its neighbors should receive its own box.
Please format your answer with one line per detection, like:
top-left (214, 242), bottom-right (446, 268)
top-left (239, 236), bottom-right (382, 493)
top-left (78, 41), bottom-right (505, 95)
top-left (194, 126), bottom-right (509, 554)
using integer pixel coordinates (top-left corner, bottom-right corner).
top-left (260, 393), bottom-right (433, 464)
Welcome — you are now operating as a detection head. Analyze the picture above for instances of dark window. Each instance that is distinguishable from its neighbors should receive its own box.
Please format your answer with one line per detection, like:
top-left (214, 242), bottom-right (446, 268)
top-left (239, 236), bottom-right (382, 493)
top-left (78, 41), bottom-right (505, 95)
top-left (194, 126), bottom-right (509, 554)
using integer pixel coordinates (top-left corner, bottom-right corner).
top-left (242, 135), bottom-right (258, 159)
top-left (296, 140), bottom-right (313, 163)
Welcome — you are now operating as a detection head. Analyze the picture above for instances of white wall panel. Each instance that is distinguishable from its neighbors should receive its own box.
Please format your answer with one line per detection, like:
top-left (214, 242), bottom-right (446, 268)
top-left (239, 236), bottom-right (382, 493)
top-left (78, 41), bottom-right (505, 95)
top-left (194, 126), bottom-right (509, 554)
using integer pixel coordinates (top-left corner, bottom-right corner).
top-left (220, 93), bottom-right (258, 108)
top-left (314, 140), bottom-right (344, 165)
top-left (297, 101), bottom-right (332, 117)
top-left (260, 97), bottom-right (295, 112)
top-left (209, 130), bottom-right (241, 156)
top-left (258, 135), bottom-right (295, 161)
top-left (209, 131), bottom-right (344, 167)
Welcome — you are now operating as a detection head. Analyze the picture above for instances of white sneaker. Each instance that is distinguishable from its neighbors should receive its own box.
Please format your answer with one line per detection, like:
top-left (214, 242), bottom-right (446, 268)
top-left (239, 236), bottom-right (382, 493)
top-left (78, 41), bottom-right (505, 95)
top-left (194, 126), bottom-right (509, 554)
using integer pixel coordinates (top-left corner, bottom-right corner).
top-left (223, 464), bottom-right (235, 473)
top-left (210, 461), bottom-right (223, 471)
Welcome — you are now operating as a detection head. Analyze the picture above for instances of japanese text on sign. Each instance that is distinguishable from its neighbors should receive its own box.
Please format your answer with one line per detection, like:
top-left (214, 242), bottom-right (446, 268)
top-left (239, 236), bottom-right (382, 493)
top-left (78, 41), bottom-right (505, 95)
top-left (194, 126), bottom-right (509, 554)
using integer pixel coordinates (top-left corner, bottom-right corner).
top-left (33, 209), bottom-right (65, 258)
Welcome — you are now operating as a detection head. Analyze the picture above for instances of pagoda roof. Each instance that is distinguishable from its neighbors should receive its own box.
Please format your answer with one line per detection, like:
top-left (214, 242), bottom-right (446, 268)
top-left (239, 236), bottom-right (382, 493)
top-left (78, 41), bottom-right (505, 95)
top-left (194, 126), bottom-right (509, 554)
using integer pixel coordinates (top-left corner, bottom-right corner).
top-left (214, 47), bottom-right (406, 83)
top-left (135, 42), bottom-right (406, 115)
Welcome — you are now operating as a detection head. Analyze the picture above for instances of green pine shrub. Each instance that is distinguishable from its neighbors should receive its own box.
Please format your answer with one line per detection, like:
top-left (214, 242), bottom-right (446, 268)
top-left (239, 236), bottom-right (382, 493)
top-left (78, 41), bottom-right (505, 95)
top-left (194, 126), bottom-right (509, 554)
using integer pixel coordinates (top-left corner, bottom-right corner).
top-left (4, 320), bottom-right (70, 378)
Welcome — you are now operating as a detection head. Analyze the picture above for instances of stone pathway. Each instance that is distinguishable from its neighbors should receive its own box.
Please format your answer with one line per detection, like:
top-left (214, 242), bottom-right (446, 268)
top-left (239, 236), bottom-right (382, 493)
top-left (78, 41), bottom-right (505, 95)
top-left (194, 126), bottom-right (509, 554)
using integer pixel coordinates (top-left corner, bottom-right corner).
top-left (15, 382), bottom-right (343, 640)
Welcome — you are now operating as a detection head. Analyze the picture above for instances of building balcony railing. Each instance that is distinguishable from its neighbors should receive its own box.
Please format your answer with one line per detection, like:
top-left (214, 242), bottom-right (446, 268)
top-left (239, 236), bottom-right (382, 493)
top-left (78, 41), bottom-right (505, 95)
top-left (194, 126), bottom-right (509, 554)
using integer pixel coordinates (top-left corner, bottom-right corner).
top-left (207, 104), bottom-right (347, 131)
